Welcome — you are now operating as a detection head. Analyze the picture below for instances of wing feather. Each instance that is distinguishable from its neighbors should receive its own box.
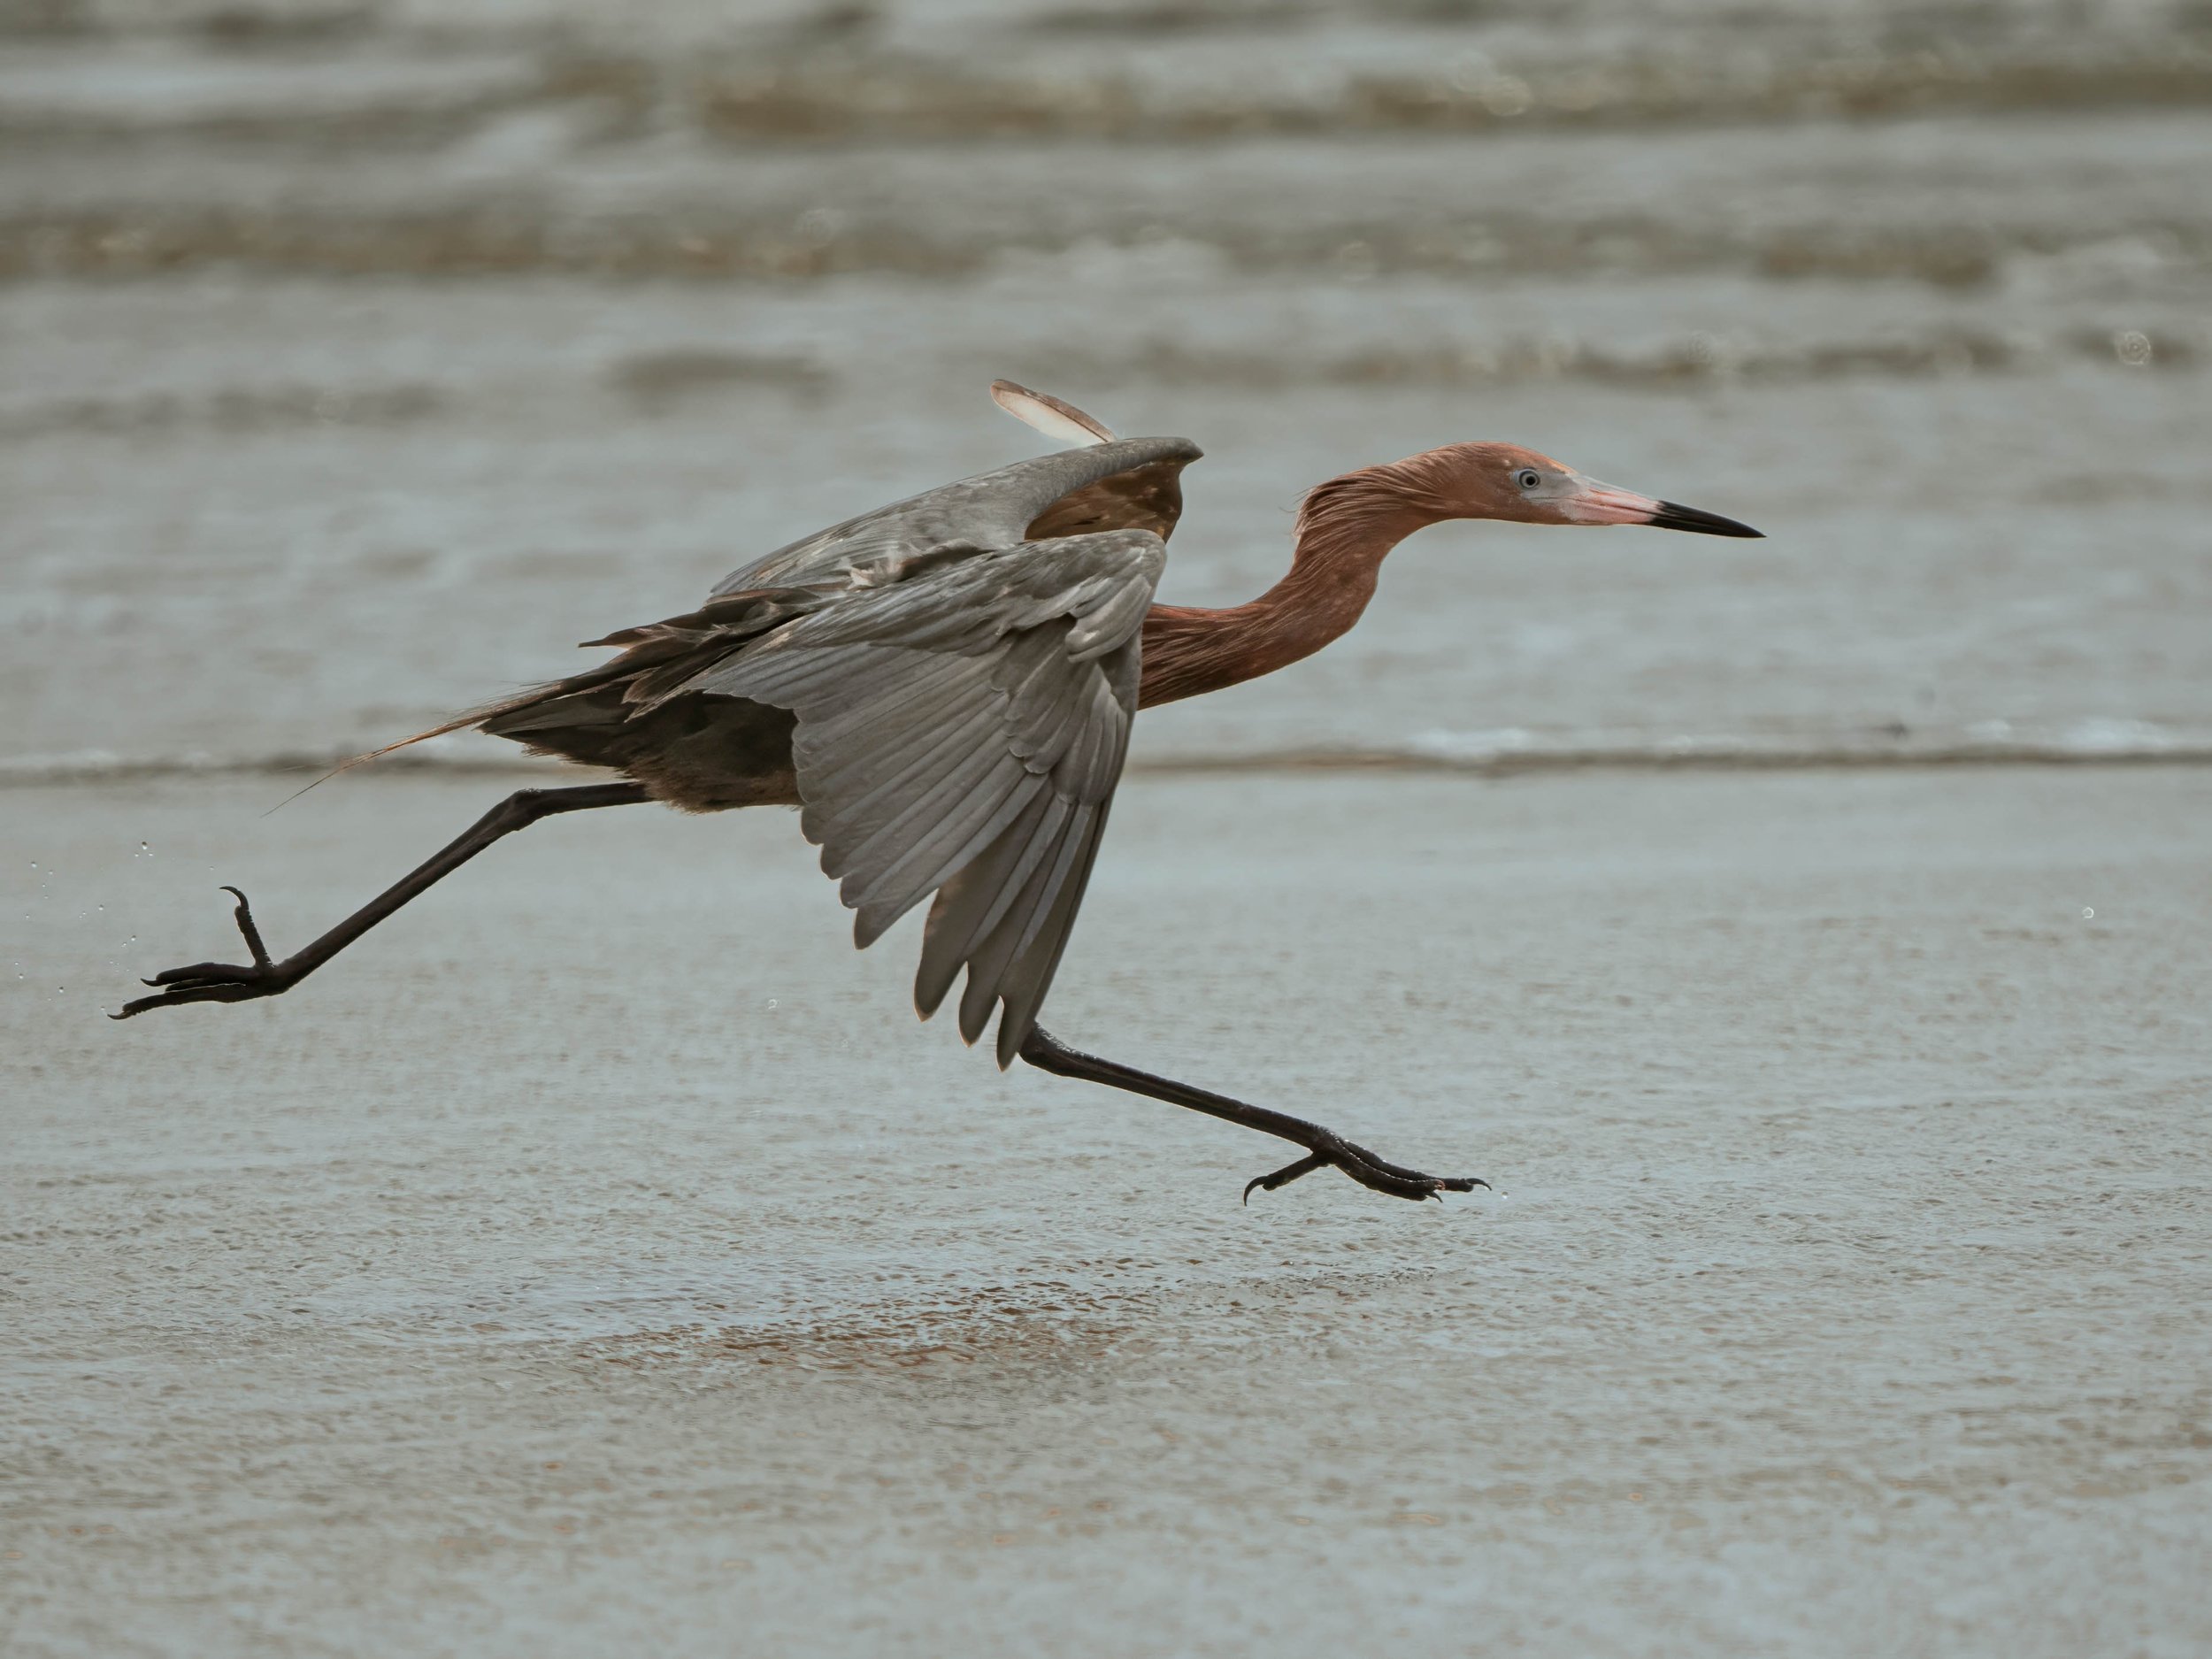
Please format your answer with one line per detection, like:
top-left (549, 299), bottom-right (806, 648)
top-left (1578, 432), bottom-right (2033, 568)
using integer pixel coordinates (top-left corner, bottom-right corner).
top-left (956, 800), bottom-right (1085, 1045)
top-left (806, 662), bottom-right (1000, 814)
top-left (841, 741), bottom-right (1017, 902)
top-left (693, 529), bottom-right (1166, 1060)
top-left (858, 758), bottom-right (1038, 933)
top-left (913, 791), bottom-right (1051, 1018)
top-left (990, 380), bottom-right (1117, 445)
top-left (994, 805), bottom-right (1112, 1062)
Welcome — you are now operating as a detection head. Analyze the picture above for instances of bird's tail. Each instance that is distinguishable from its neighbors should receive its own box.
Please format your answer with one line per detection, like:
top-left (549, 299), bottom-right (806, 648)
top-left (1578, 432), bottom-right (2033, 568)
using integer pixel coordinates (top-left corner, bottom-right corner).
top-left (269, 584), bottom-right (826, 810)
top-left (263, 678), bottom-right (594, 812)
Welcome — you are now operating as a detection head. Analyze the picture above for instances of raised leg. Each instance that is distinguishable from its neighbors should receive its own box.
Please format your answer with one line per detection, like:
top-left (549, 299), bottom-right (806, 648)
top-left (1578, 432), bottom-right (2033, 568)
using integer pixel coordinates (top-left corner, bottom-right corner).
top-left (114, 781), bottom-right (650, 1018)
top-left (1017, 1025), bottom-right (1487, 1204)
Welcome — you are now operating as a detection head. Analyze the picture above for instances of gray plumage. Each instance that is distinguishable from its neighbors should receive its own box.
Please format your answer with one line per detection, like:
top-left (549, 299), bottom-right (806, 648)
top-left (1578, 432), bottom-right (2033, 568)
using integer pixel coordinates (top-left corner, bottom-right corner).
top-left (434, 435), bottom-right (1201, 1065)
top-left (710, 434), bottom-right (1198, 593)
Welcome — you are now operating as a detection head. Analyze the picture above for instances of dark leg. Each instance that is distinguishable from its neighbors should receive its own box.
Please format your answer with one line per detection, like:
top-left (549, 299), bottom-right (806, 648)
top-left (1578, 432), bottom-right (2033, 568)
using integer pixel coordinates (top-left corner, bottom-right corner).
top-left (114, 782), bottom-right (650, 1018)
top-left (1018, 1025), bottom-right (1487, 1205)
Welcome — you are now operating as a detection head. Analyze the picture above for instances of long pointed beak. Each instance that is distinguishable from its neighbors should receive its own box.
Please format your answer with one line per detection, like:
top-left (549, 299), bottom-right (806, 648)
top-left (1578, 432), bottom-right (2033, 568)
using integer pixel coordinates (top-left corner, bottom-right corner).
top-left (1647, 499), bottom-right (1763, 538)
top-left (1571, 481), bottom-right (1764, 539)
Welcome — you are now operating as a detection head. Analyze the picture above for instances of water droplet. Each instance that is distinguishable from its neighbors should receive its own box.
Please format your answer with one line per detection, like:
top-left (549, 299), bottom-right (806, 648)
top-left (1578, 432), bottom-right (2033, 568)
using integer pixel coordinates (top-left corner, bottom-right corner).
top-left (765, 998), bottom-right (780, 1011)
top-left (2081, 906), bottom-right (2095, 920)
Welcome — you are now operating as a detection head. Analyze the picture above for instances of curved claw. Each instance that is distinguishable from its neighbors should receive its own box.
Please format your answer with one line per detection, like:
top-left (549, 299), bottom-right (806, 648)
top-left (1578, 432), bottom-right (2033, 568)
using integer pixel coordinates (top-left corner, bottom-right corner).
top-left (112, 887), bottom-right (291, 1019)
top-left (1244, 1153), bottom-right (1327, 1204)
top-left (219, 885), bottom-right (273, 968)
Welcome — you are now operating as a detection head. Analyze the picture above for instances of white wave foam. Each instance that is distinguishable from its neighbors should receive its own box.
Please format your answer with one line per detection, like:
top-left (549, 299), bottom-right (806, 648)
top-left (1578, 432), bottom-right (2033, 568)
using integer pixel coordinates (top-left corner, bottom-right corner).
top-left (5, 720), bottom-right (2208, 787)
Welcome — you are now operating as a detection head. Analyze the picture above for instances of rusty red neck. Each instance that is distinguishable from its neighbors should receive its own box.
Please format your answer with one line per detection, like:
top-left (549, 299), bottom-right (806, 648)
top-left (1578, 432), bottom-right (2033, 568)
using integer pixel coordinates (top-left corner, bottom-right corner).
top-left (1138, 466), bottom-right (1445, 710)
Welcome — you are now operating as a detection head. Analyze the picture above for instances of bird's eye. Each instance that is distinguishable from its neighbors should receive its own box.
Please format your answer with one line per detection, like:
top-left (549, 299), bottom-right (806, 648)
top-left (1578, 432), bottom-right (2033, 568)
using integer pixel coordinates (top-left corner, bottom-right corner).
top-left (1516, 469), bottom-right (1542, 489)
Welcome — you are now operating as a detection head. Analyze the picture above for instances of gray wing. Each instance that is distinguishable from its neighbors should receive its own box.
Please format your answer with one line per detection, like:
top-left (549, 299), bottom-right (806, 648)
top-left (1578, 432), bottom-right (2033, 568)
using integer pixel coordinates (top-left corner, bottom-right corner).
top-left (710, 434), bottom-right (1199, 595)
top-left (688, 529), bottom-right (1166, 1065)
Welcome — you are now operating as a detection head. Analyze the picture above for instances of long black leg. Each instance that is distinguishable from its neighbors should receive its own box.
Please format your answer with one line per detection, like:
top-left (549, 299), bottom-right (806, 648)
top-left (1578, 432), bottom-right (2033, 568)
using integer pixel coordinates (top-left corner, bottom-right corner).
top-left (1017, 1025), bottom-right (1487, 1204)
top-left (114, 782), bottom-right (651, 1018)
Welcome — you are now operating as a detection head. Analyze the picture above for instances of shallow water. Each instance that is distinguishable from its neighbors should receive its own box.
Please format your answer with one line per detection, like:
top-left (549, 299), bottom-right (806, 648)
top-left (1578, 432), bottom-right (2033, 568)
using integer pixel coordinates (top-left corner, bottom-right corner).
top-left (4, 3), bottom-right (2210, 1653)
top-left (5, 280), bottom-right (2208, 772)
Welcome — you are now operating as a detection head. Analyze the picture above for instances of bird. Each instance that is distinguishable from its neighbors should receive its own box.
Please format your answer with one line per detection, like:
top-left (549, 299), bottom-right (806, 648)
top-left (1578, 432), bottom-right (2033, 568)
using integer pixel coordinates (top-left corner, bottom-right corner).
top-left (116, 380), bottom-right (1762, 1204)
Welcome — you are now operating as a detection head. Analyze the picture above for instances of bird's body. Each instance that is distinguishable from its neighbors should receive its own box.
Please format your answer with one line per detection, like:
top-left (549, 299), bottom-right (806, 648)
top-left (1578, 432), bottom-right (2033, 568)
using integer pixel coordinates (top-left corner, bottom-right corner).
top-left (396, 434), bottom-right (1201, 1062)
top-left (118, 383), bottom-right (1759, 1204)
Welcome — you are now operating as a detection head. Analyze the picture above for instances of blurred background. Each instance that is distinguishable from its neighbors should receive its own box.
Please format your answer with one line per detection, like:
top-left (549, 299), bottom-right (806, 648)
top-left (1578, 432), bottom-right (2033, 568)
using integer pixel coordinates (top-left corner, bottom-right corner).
top-left (4, 0), bottom-right (2208, 777)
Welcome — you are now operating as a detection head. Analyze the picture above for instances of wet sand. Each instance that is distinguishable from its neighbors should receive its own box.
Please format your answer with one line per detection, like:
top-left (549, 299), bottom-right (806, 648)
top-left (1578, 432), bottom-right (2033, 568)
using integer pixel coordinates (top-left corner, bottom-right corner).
top-left (5, 765), bottom-right (2209, 1655)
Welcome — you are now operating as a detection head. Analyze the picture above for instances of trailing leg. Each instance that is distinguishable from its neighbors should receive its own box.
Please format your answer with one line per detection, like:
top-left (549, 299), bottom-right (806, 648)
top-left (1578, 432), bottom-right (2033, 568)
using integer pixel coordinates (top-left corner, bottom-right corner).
top-left (114, 782), bottom-right (650, 1018)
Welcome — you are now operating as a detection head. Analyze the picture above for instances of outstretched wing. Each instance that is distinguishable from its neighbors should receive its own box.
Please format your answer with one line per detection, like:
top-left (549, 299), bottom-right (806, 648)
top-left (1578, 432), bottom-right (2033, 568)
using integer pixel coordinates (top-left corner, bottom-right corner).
top-left (710, 434), bottom-right (1199, 595)
top-left (688, 529), bottom-right (1166, 1065)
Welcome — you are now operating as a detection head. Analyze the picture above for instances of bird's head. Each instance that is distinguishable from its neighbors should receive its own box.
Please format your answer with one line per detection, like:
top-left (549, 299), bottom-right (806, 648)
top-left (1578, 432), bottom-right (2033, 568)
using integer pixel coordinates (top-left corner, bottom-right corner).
top-left (1396, 442), bottom-right (1763, 538)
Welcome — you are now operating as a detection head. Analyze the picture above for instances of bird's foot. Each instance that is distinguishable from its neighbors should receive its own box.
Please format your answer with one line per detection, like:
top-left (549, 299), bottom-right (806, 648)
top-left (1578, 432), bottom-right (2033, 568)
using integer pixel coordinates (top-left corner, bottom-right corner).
top-left (1243, 1134), bottom-right (1489, 1205)
top-left (1010, 1025), bottom-right (1491, 1209)
top-left (111, 887), bottom-right (297, 1018)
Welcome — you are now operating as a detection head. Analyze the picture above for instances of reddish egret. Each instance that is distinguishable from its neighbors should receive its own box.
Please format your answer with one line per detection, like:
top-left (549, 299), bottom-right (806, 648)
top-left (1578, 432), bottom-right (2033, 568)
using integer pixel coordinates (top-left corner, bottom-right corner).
top-left (118, 382), bottom-right (1760, 1203)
